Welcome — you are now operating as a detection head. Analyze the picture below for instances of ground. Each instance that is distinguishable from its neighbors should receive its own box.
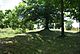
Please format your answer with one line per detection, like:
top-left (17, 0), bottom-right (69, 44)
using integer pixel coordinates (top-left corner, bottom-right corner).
top-left (0, 29), bottom-right (80, 54)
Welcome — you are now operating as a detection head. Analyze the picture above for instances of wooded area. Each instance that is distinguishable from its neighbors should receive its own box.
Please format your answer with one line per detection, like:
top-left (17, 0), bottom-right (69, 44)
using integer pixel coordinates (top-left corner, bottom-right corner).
top-left (0, 0), bottom-right (80, 54)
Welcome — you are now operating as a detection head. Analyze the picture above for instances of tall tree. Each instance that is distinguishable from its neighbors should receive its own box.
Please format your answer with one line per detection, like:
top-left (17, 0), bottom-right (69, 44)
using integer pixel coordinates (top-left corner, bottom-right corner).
top-left (44, 0), bottom-right (51, 30)
top-left (22, 0), bottom-right (61, 30)
top-left (61, 0), bottom-right (64, 36)
top-left (77, 0), bottom-right (80, 32)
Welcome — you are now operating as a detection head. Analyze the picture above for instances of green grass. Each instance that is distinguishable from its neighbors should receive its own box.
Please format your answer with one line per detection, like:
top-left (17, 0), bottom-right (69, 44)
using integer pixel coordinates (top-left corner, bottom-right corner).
top-left (0, 28), bottom-right (23, 38)
top-left (0, 29), bottom-right (80, 54)
top-left (0, 28), bottom-right (15, 38)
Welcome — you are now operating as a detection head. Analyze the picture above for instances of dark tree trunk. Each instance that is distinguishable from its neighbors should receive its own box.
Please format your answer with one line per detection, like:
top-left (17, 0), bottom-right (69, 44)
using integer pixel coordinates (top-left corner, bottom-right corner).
top-left (45, 15), bottom-right (49, 30)
top-left (78, 19), bottom-right (80, 32)
top-left (79, 20), bottom-right (80, 32)
top-left (44, 2), bottom-right (50, 30)
top-left (61, 0), bottom-right (64, 36)
top-left (78, 4), bottom-right (80, 33)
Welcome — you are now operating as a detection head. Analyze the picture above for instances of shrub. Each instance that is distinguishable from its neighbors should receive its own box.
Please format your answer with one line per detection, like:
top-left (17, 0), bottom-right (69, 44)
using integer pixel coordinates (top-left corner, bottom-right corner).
top-left (65, 21), bottom-right (73, 30)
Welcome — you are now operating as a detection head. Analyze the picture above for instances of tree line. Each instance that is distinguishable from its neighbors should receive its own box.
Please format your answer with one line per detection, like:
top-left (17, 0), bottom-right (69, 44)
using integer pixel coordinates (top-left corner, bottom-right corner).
top-left (0, 0), bottom-right (80, 35)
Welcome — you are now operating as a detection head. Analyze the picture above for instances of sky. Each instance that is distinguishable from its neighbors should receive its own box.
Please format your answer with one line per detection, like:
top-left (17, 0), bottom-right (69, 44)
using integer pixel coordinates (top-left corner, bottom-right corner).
top-left (0, 0), bottom-right (22, 10)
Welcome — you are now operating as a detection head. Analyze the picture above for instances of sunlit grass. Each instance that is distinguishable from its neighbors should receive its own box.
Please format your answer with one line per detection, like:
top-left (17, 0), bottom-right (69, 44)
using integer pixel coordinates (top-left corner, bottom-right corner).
top-left (0, 28), bottom-right (44, 38)
top-left (0, 28), bottom-right (21, 38)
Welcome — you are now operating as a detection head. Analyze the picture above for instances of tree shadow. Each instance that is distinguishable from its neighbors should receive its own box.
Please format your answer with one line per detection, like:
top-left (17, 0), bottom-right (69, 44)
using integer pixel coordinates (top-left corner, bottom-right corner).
top-left (64, 32), bottom-right (80, 37)
top-left (0, 30), bottom-right (80, 54)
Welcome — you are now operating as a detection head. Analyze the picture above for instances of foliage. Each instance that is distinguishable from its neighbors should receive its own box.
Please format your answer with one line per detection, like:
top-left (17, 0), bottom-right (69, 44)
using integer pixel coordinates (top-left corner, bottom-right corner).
top-left (65, 20), bottom-right (73, 30)
top-left (0, 0), bottom-right (80, 31)
top-left (0, 10), bottom-right (5, 28)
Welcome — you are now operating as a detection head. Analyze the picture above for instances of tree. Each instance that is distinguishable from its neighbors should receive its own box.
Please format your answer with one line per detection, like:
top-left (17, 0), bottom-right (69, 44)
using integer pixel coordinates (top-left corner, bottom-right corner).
top-left (0, 10), bottom-right (5, 28)
top-left (22, 0), bottom-right (62, 30)
top-left (61, 0), bottom-right (64, 36)
top-left (77, 0), bottom-right (80, 32)
top-left (4, 9), bottom-right (20, 29)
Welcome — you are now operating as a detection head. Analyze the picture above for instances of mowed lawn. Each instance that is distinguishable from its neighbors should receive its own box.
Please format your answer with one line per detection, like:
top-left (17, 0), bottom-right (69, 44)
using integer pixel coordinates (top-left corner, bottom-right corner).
top-left (0, 29), bottom-right (80, 54)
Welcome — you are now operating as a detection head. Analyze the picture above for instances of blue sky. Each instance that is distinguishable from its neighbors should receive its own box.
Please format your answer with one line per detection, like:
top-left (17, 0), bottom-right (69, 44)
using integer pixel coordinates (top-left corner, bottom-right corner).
top-left (0, 0), bottom-right (22, 10)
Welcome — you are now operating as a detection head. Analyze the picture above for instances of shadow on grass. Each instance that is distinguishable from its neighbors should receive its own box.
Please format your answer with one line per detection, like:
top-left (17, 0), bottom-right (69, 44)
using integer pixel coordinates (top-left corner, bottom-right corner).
top-left (0, 30), bottom-right (80, 54)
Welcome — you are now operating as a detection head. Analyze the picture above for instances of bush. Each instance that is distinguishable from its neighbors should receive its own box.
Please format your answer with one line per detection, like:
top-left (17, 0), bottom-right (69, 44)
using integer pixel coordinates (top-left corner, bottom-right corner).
top-left (26, 20), bottom-right (34, 30)
top-left (55, 23), bottom-right (61, 29)
top-left (65, 21), bottom-right (73, 30)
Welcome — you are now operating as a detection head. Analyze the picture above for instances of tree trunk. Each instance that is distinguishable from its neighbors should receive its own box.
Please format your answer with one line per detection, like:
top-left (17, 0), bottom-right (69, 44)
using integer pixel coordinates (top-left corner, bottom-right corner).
top-left (44, 3), bottom-right (50, 30)
top-left (78, 4), bottom-right (80, 33)
top-left (61, 0), bottom-right (64, 37)
top-left (45, 16), bottom-right (49, 30)
top-left (79, 20), bottom-right (80, 32)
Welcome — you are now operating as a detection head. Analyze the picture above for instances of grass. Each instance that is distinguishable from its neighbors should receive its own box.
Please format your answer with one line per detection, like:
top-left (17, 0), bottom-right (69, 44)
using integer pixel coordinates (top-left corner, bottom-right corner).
top-left (0, 28), bottom-right (15, 38)
top-left (0, 29), bottom-right (80, 54)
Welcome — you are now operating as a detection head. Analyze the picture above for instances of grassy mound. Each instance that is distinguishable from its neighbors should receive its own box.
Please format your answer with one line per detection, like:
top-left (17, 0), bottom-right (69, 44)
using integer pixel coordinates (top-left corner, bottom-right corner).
top-left (0, 29), bottom-right (80, 54)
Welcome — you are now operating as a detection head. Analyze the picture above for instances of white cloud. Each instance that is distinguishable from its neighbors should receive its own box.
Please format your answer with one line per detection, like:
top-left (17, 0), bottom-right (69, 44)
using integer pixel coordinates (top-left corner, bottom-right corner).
top-left (0, 0), bottom-right (22, 10)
